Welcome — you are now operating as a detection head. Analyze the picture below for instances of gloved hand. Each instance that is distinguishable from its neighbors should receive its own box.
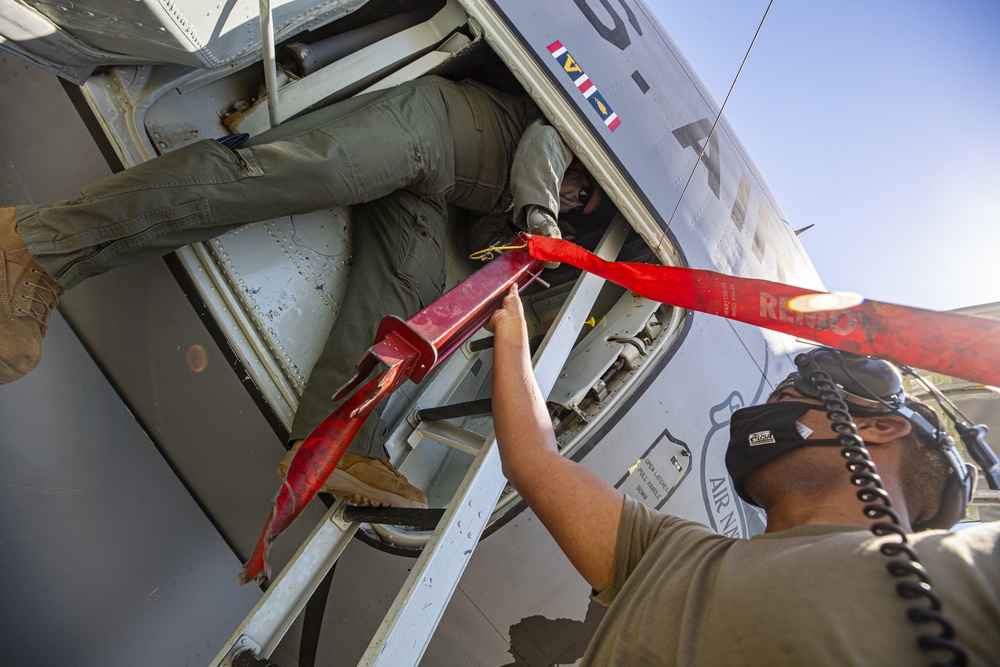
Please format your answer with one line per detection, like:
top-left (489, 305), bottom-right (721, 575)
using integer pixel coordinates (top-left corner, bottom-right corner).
top-left (525, 205), bottom-right (560, 269)
top-left (525, 205), bottom-right (561, 239)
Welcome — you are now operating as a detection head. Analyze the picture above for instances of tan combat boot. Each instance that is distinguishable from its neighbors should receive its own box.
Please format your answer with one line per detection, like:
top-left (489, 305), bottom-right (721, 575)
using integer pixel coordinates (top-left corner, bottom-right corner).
top-left (277, 440), bottom-right (429, 509)
top-left (1, 207), bottom-right (63, 384)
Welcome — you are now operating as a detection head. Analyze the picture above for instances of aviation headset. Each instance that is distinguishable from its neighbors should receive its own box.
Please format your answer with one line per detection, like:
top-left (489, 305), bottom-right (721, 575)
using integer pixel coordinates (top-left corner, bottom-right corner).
top-left (725, 347), bottom-right (997, 665)
top-left (726, 348), bottom-right (980, 531)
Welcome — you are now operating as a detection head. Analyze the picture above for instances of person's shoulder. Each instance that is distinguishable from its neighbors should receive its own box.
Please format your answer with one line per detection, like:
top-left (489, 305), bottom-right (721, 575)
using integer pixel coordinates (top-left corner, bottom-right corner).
top-left (947, 520), bottom-right (1000, 546)
top-left (931, 521), bottom-right (1000, 543)
top-left (913, 521), bottom-right (1000, 566)
top-left (624, 496), bottom-right (728, 542)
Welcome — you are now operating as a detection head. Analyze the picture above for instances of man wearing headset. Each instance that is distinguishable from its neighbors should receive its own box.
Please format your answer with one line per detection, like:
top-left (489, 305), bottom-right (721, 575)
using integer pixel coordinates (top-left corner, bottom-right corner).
top-left (488, 284), bottom-right (1000, 666)
top-left (0, 75), bottom-right (602, 509)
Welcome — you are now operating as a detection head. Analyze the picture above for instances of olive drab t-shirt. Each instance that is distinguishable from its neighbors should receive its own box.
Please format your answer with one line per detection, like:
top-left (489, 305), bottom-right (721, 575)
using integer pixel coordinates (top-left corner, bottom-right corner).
top-left (583, 496), bottom-right (1000, 666)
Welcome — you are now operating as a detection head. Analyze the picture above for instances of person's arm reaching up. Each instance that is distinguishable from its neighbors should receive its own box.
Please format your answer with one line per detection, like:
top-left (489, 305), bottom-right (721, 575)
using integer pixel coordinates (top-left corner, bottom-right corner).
top-left (488, 284), bottom-right (624, 591)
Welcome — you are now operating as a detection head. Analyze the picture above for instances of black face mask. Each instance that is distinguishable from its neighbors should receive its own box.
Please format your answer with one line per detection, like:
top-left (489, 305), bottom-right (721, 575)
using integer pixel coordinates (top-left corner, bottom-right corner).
top-left (725, 401), bottom-right (841, 506)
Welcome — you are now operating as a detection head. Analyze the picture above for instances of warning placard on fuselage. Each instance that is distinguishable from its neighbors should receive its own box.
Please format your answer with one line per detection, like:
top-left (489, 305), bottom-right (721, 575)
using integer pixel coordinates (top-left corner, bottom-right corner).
top-left (619, 431), bottom-right (689, 510)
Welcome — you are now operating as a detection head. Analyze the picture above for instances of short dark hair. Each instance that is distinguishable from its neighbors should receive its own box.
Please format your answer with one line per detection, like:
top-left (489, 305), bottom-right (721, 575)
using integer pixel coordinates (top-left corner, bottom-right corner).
top-left (897, 399), bottom-right (950, 527)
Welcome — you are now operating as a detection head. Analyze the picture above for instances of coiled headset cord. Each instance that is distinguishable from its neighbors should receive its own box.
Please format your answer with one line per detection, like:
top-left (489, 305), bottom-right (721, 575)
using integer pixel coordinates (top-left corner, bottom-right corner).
top-left (801, 364), bottom-right (967, 666)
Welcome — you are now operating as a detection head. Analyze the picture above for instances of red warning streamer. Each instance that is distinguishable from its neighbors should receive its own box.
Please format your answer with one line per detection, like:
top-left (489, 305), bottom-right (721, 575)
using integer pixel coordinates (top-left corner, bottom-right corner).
top-left (526, 235), bottom-right (1000, 387)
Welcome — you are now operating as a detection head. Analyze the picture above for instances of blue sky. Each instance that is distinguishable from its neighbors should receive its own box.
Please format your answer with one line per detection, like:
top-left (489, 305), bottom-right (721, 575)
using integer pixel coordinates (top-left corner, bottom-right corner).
top-left (645, 1), bottom-right (1000, 311)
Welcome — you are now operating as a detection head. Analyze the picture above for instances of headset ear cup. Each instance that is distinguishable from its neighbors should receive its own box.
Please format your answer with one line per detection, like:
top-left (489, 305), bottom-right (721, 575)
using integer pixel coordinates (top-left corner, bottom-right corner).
top-left (913, 463), bottom-right (974, 531)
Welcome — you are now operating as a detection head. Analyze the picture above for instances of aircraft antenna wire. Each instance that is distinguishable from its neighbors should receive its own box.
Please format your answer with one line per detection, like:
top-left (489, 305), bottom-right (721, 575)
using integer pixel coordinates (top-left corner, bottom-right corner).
top-left (655, 0), bottom-right (775, 255)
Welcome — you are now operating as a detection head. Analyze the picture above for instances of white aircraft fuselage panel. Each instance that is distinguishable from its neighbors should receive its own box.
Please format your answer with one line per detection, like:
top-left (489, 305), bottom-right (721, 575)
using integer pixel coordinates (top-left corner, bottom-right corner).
top-left (0, 0), bottom-right (836, 663)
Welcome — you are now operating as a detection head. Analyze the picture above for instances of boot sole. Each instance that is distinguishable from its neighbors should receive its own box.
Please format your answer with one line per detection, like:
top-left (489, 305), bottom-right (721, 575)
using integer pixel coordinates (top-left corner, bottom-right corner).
top-left (322, 467), bottom-right (428, 509)
top-left (0, 360), bottom-right (27, 384)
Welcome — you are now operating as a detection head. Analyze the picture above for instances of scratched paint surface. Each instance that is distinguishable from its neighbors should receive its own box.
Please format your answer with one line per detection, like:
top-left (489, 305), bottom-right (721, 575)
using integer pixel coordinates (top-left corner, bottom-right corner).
top-left (208, 208), bottom-right (352, 393)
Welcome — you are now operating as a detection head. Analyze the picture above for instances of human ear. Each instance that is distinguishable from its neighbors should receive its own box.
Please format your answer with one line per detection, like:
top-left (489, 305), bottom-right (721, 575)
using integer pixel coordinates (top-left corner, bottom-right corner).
top-left (857, 414), bottom-right (912, 444)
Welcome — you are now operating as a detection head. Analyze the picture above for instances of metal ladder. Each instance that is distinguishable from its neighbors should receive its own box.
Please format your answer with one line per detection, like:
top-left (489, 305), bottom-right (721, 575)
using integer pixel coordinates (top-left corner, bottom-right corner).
top-left (211, 219), bottom-right (629, 666)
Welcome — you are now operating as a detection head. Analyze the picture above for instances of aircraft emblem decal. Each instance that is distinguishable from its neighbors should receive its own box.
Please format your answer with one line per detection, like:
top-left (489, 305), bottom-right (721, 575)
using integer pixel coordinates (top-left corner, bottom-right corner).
top-left (698, 347), bottom-right (772, 538)
top-left (547, 40), bottom-right (621, 132)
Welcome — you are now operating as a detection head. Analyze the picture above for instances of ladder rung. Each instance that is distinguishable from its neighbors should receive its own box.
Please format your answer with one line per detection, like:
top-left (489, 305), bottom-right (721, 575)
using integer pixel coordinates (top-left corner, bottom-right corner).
top-left (415, 398), bottom-right (492, 422)
top-left (407, 420), bottom-right (488, 455)
top-left (342, 505), bottom-right (445, 529)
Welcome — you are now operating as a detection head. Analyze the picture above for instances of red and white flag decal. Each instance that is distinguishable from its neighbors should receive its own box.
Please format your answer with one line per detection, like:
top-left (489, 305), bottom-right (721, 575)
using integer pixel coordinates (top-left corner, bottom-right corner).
top-left (547, 40), bottom-right (621, 132)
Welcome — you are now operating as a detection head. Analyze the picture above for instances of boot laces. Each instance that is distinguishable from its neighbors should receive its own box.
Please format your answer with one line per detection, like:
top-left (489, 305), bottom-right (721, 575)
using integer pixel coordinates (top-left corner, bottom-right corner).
top-left (16, 268), bottom-right (60, 325)
top-left (376, 458), bottom-right (406, 478)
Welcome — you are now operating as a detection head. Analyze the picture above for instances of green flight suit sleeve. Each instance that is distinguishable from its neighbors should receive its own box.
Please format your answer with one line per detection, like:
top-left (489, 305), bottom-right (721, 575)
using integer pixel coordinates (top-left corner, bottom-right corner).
top-left (510, 120), bottom-right (574, 230)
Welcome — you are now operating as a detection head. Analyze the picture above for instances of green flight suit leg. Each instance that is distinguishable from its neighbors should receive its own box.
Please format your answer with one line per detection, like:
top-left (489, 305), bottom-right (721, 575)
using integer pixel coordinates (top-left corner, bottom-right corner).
top-left (287, 190), bottom-right (447, 454)
top-left (12, 75), bottom-right (539, 456)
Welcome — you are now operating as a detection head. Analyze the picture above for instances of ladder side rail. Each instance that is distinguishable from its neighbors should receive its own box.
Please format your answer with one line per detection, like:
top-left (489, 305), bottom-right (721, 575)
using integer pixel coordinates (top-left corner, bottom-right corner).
top-left (212, 500), bottom-right (359, 666)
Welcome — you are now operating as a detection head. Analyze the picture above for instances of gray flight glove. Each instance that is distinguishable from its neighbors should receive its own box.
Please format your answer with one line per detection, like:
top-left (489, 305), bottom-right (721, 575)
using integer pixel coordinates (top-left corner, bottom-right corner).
top-left (525, 205), bottom-right (561, 240)
top-left (525, 205), bottom-right (561, 268)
